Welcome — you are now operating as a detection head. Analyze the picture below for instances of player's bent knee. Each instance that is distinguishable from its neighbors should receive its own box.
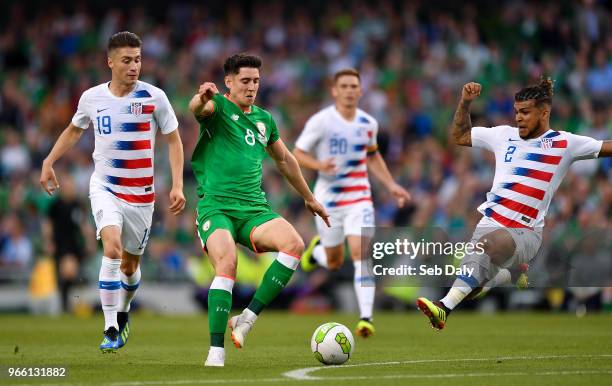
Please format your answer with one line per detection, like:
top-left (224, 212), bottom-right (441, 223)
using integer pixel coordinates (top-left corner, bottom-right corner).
top-left (283, 236), bottom-right (305, 256)
top-left (103, 243), bottom-right (122, 260)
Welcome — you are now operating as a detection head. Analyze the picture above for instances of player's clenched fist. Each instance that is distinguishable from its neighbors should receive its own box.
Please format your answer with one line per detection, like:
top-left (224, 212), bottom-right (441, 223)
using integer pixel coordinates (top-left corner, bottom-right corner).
top-left (198, 82), bottom-right (219, 104)
top-left (461, 82), bottom-right (481, 102)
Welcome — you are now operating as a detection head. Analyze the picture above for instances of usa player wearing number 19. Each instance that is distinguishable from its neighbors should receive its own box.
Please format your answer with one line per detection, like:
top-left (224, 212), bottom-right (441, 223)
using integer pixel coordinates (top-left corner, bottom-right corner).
top-left (189, 54), bottom-right (329, 367)
top-left (417, 78), bottom-right (612, 330)
top-left (293, 69), bottom-right (411, 338)
top-left (40, 32), bottom-right (186, 351)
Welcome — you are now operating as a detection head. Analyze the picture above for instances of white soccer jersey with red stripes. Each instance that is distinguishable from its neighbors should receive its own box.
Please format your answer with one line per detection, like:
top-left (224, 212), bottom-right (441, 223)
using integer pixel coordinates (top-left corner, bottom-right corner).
top-left (472, 125), bottom-right (603, 229)
top-left (72, 81), bottom-right (178, 206)
top-left (295, 106), bottom-right (378, 209)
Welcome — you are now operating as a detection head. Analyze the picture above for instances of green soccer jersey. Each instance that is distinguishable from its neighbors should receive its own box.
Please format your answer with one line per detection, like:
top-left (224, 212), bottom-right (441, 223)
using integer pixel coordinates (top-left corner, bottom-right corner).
top-left (191, 93), bottom-right (280, 203)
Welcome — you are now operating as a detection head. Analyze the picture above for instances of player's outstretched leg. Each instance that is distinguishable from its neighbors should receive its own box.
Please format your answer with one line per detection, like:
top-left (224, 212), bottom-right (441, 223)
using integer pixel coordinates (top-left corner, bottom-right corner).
top-left (117, 254), bottom-right (141, 349)
top-left (417, 229), bottom-right (516, 330)
top-left (230, 218), bottom-right (304, 349)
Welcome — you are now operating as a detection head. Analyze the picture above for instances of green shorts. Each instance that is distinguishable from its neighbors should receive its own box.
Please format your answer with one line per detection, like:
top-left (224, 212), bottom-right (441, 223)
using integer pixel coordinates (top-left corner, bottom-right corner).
top-left (196, 195), bottom-right (280, 252)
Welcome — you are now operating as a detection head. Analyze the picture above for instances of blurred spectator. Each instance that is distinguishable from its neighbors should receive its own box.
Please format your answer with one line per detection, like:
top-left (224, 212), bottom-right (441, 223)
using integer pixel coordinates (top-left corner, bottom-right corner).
top-left (44, 172), bottom-right (92, 312)
top-left (1, 129), bottom-right (31, 178)
top-left (0, 212), bottom-right (33, 272)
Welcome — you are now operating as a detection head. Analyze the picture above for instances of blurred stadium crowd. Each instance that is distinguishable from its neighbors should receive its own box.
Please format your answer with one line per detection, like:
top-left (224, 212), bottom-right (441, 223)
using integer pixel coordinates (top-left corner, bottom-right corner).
top-left (0, 1), bottom-right (610, 312)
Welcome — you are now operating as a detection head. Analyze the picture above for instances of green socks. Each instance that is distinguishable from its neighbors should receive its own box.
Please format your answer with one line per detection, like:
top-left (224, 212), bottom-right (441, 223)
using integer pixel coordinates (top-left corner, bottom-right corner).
top-left (208, 276), bottom-right (235, 347)
top-left (248, 252), bottom-right (299, 315)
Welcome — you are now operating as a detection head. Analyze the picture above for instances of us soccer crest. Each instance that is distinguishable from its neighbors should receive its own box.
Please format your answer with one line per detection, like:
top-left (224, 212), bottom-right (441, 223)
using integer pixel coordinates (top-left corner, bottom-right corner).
top-left (256, 122), bottom-right (267, 143)
top-left (540, 138), bottom-right (553, 150)
top-left (131, 102), bottom-right (143, 116)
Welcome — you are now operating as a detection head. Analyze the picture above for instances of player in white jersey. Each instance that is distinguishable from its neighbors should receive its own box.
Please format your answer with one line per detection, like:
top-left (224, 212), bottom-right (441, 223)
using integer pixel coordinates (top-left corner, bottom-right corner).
top-left (417, 78), bottom-right (612, 330)
top-left (294, 68), bottom-right (411, 337)
top-left (39, 32), bottom-right (186, 351)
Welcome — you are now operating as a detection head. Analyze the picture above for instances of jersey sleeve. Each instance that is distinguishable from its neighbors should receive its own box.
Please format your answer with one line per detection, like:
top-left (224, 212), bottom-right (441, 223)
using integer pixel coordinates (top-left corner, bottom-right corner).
top-left (196, 93), bottom-right (224, 124)
top-left (71, 93), bottom-right (91, 129)
top-left (295, 114), bottom-right (323, 152)
top-left (566, 132), bottom-right (603, 161)
top-left (154, 90), bottom-right (179, 134)
top-left (471, 126), bottom-right (504, 151)
top-left (367, 119), bottom-right (379, 155)
top-left (267, 115), bottom-right (280, 146)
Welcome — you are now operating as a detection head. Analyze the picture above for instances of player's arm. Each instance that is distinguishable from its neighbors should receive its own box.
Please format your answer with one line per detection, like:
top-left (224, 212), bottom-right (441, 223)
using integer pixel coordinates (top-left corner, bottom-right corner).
top-left (267, 139), bottom-right (330, 226)
top-left (188, 82), bottom-right (219, 120)
top-left (40, 123), bottom-right (84, 195)
top-left (451, 82), bottom-right (482, 147)
top-left (599, 141), bottom-right (612, 157)
top-left (164, 129), bottom-right (186, 215)
top-left (366, 151), bottom-right (411, 208)
top-left (293, 148), bottom-right (337, 175)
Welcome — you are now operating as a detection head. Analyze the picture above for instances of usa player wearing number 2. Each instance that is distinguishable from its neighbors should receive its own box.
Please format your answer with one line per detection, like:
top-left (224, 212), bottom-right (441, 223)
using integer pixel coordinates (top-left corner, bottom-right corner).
top-left (40, 32), bottom-right (186, 352)
top-left (417, 78), bottom-right (612, 330)
top-left (293, 69), bottom-right (411, 338)
top-left (189, 54), bottom-right (330, 367)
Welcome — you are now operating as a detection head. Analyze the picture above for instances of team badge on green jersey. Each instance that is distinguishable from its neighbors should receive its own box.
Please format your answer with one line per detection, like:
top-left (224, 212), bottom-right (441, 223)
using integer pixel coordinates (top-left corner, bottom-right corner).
top-left (256, 122), bottom-right (267, 143)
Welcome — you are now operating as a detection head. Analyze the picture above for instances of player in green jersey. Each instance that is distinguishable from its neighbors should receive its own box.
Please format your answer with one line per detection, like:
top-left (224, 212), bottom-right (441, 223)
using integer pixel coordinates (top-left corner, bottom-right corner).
top-left (188, 54), bottom-right (330, 367)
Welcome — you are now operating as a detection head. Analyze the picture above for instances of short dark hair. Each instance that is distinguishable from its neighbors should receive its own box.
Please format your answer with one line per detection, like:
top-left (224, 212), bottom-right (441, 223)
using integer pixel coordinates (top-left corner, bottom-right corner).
top-left (515, 76), bottom-right (554, 107)
top-left (333, 68), bottom-right (361, 83)
top-left (223, 54), bottom-right (262, 76)
top-left (108, 31), bottom-right (142, 53)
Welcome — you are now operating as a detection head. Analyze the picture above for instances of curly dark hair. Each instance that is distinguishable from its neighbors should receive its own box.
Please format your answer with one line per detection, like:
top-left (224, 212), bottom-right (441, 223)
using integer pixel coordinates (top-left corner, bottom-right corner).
top-left (515, 76), bottom-right (554, 107)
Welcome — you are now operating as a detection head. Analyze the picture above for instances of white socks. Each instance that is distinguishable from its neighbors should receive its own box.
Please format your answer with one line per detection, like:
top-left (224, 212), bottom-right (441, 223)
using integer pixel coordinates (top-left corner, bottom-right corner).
top-left (99, 256), bottom-right (121, 330)
top-left (118, 265), bottom-right (141, 313)
top-left (312, 244), bottom-right (328, 268)
top-left (312, 247), bottom-right (376, 320)
top-left (440, 280), bottom-right (472, 310)
top-left (353, 260), bottom-right (375, 320)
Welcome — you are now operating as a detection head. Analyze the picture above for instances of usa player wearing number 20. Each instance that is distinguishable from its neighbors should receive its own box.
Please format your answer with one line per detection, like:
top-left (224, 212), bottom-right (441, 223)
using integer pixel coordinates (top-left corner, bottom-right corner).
top-left (293, 68), bottom-right (411, 338)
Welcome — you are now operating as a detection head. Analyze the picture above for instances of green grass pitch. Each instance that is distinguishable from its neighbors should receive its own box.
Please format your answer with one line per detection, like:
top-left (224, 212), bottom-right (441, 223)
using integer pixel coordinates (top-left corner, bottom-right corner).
top-left (1, 312), bottom-right (611, 385)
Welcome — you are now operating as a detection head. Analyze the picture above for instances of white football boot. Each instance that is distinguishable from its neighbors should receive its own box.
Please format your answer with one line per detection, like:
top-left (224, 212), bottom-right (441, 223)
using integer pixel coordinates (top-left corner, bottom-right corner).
top-left (228, 309), bottom-right (257, 348)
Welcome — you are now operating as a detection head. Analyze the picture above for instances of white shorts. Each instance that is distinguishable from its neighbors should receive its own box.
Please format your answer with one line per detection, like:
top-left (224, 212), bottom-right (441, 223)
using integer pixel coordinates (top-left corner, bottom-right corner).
top-left (315, 201), bottom-right (375, 247)
top-left (471, 216), bottom-right (542, 266)
top-left (90, 188), bottom-right (154, 256)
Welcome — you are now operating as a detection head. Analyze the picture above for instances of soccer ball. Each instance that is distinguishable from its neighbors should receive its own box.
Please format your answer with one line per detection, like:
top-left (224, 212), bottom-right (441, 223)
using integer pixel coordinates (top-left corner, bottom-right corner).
top-left (311, 322), bottom-right (355, 365)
